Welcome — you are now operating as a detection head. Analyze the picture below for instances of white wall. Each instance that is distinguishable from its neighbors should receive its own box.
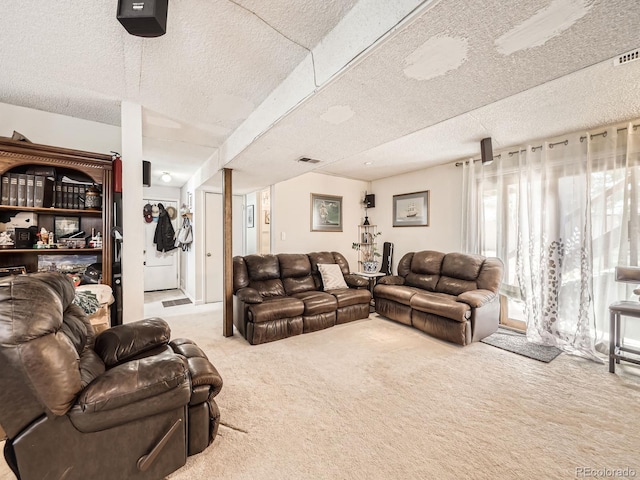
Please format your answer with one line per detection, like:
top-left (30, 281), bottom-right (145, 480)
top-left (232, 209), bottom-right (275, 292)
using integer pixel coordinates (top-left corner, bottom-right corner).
top-left (370, 162), bottom-right (463, 274)
top-left (0, 102), bottom-right (120, 153)
top-left (273, 172), bottom-right (369, 269)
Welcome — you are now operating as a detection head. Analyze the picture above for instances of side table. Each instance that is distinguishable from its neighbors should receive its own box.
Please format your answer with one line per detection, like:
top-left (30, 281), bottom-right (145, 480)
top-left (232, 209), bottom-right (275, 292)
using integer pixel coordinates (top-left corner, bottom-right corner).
top-left (353, 272), bottom-right (386, 312)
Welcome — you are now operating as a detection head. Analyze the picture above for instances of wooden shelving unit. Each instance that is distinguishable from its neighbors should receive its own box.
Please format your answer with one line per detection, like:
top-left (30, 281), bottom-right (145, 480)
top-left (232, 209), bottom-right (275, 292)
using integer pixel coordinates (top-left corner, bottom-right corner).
top-left (0, 139), bottom-right (113, 285)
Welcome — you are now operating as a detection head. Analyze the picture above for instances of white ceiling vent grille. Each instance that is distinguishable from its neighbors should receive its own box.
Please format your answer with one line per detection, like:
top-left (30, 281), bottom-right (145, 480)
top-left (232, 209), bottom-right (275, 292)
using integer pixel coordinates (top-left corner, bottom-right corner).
top-left (614, 48), bottom-right (639, 66)
top-left (296, 157), bottom-right (321, 164)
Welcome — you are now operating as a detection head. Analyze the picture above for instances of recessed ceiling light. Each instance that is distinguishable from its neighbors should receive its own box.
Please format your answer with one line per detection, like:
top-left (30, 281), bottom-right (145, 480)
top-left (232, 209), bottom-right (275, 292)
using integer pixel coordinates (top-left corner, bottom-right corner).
top-left (364, 161), bottom-right (373, 166)
top-left (161, 172), bottom-right (172, 183)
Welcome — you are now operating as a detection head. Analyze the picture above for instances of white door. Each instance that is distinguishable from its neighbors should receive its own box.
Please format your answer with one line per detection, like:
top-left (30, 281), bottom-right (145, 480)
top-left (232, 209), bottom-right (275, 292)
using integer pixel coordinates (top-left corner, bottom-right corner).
top-left (143, 199), bottom-right (179, 291)
top-left (204, 193), bottom-right (244, 303)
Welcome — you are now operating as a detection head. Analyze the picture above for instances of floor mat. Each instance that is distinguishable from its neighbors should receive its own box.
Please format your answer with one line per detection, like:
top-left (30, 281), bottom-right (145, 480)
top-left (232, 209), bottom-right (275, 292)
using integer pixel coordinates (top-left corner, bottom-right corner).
top-left (162, 298), bottom-right (192, 307)
top-left (481, 328), bottom-right (562, 363)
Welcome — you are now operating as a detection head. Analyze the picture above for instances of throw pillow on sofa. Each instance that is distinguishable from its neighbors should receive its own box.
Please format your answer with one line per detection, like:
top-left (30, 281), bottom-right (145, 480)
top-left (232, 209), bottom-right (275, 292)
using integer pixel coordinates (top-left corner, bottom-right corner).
top-left (317, 263), bottom-right (348, 290)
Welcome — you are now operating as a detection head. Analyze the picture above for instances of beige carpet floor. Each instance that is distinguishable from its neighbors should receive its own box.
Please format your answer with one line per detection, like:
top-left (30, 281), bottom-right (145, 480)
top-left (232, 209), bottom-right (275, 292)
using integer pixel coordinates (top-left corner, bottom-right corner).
top-left (2, 303), bottom-right (640, 480)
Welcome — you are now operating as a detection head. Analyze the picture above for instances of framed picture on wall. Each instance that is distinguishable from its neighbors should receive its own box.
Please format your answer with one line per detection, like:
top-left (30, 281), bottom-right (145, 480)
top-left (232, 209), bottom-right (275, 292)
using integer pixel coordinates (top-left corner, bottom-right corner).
top-left (310, 193), bottom-right (342, 232)
top-left (247, 205), bottom-right (255, 228)
top-left (393, 191), bottom-right (429, 227)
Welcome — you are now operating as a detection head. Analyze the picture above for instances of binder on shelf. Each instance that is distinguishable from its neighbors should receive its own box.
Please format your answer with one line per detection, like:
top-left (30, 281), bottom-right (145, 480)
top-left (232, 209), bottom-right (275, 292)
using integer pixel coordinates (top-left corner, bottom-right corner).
top-left (26, 175), bottom-right (35, 207)
top-left (73, 185), bottom-right (80, 209)
top-left (79, 185), bottom-right (86, 209)
top-left (55, 181), bottom-right (63, 208)
top-left (61, 183), bottom-right (69, 209)
top-left (34, 176), bottom-right (54, 208)
top-left (8, 174), bottom-right (18, 206)
top-left (17, 174), bottom-right (27, 207)
top-left (1, 175), bottom-right (9, 205)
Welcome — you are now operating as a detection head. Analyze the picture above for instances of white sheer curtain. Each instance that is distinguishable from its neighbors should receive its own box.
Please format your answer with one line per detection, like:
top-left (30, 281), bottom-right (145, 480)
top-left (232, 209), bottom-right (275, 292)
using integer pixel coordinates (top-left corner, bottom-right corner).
top-left (462, 122), bottom-right (640, 360)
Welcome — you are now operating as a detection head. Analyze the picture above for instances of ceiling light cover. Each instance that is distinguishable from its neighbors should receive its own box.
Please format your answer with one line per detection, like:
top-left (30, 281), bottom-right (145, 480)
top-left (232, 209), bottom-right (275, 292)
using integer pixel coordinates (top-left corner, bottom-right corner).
top-left (161, 172), bottom-right (172, 183)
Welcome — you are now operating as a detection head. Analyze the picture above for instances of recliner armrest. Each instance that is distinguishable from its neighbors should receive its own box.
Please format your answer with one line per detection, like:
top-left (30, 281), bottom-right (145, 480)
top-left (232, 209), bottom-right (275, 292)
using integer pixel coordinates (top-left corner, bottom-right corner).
top-left (377, 275), bottom-right (404, 286)
top-left (75, 354), bottom-right (189, 414)
top-left (344, 274), bottom-right (368, 288)
top-left (94, 318), bottom-right (171, 367)
top-left (456, 289), bottom-right (497, 308)
top-left (235, 287), bottom-right (263, 304)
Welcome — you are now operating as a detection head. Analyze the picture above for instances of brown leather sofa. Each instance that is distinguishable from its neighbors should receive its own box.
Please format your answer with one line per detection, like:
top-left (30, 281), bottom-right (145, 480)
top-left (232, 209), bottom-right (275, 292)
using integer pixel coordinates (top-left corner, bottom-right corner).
top-left (0, 273), bottom-right (223, 480)
top-left (233, 252), bottom-right (371, 344)
top-left (374, 250), bottom-right (503, 345)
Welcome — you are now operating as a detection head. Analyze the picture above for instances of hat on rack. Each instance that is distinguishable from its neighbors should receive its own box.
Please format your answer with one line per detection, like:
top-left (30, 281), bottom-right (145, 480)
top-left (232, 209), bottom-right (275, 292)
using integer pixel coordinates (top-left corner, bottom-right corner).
top-left (151, 205), bottom-right (160, 217)
top-left (166, 206), bottom-right (177, 220)
top-left (143, 203), bottom-right (153, 223)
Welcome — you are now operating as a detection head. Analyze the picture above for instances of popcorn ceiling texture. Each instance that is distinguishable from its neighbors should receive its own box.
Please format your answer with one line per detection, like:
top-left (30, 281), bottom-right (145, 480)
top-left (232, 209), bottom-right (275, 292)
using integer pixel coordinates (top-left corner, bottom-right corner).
top-left (1, 0), bottom-right (640, 192)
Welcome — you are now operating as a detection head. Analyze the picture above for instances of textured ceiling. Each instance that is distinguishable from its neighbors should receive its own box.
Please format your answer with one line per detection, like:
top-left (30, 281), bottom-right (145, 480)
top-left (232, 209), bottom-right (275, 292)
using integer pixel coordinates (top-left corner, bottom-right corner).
top-left (1, 0), bottom-right (640, 191)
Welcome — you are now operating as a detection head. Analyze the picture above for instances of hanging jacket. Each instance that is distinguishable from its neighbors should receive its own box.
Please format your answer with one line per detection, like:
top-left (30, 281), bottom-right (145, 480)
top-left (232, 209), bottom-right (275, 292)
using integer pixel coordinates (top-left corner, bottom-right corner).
top-left (153, 203), bottom-right (177, 252)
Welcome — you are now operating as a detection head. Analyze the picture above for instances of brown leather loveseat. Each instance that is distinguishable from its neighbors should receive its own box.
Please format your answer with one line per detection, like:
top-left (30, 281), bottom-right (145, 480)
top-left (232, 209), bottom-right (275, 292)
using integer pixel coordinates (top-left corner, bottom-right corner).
top-left (233, 252), bottom-right (371, 345)
top-left (0, 273), bottom-right (223, 480)
top-left (374, 250), bottom-right (503, 345)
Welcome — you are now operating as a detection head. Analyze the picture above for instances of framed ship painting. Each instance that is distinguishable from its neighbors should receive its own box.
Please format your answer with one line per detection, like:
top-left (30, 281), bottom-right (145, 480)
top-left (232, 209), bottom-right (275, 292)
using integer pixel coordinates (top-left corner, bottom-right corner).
top-left (393, 191), bottom-right (429, 227)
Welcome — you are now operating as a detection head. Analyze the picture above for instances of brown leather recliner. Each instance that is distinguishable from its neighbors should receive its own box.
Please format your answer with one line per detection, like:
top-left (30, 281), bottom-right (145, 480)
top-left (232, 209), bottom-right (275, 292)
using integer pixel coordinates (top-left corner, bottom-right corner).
top-left (0, 273), bottom-right (223, 480)
top-left (233, 252), bottom-right (371, 345)
top-left (374, 250), bottom-right (504, 345)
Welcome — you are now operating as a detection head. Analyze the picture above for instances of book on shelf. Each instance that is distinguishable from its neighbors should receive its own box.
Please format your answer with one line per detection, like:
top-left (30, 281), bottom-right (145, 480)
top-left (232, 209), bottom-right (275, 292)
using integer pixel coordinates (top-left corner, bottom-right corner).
top-left (55, 181), bottom-right (63, 208)
top-left (34, 176), bottom-right (54, 208)
top-left (72, 185), bottom-right (80, 209)
top-left (62, 183), bottom-right (69, 209)
top-left (26, 175), bottom-right (35, 207)
top-left (1, 175), bottom-right (8, 205)
top-left (79, 185), bottom-right (86, 209)
top-left (8, 174), bottom-right (18, 206)
top-left (17, 174), bottom-right (27, 207)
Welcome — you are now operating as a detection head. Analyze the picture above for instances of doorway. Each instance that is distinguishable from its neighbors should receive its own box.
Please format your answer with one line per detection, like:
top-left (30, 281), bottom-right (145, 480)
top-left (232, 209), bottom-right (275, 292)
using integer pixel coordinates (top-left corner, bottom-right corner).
top-left (143, 198), bottom-right (180, 292)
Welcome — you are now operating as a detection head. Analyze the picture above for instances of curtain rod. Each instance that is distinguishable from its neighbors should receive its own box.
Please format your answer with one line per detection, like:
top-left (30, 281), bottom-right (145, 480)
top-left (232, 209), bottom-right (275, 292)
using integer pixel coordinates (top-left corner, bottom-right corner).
top-left (454, 123), bottom-right (639, 167)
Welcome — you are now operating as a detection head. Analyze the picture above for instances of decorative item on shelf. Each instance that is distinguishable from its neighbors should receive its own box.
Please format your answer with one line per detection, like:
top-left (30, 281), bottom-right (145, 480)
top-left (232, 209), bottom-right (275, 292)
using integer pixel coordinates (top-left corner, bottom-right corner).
top-left (361, 191), bottom-right (375, 226)
top-left (352, 231), bottom-right (382, 273)
top-left (79, 185), bottom-right (102, 210)
top-left (34, 227), bottom-right (57, 249)
top-left (0, 231), bottom-right (14, 249)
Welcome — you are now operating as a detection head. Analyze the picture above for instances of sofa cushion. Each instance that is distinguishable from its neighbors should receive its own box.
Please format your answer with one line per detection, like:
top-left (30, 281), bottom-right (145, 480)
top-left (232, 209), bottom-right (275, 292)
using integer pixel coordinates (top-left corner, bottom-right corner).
top-left (283, 276), bottom-right (317, 295)
top-left (250, 279), bottom-right (286, 298)
top-left (244, 254), bottom-right (281, 281)
top-left (405, 272), bottom-right (440, 291)
top-left (411, 250), bottom-right (445, 275)
top-left (441, 252), bottom-right (484, 281)
top-left (410, 292), bottom-right (471, 323)
top-left (292, 291), bottom-right (338, 315)
top-left (317, 263), bottom-right (348, 290)
top-left (374, 284), bottom-right (425, 306)
top-left (248, 297), bottom-right (305, 324)
top-left (278, 254), bottom-right (312, 278)
top-left (331, 288), bottom-right (371, 308)
top-left (435, 276), bottom-right (478, 296)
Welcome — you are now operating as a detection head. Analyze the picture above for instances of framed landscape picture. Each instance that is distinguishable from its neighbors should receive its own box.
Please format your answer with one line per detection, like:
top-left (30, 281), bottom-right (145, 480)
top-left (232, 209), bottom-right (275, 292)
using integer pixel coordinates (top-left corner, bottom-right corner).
top-left (393, 191), bottom-right (429, 227)
top-left (310, 193), bottom-right (342, 232)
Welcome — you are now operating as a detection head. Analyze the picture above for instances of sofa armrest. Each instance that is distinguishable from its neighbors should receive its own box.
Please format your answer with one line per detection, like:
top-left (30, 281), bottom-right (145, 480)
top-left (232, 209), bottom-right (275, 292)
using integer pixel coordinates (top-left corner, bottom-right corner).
top-left (94, 318), bottom-right (171, 367)
top-left (456, 289), bottom-right (497, 308)
top-left (377, 275), bottom-right (405, 286)
top-left (344, 274), bottom-right (368, 288)
top-left (235, 287), bottom-right (263, 304)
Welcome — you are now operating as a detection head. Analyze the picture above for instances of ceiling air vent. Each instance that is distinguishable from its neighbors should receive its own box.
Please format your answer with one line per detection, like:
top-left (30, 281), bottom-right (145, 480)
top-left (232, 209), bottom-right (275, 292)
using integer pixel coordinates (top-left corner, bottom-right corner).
top-left (613, 48), bottom-right (639, 66)
top-left (296, 157), bottom-right (321, 164)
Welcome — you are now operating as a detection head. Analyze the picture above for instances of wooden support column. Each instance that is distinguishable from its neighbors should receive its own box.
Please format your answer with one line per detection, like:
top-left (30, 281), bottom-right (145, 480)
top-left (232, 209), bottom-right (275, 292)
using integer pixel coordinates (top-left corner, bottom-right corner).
top-left (223, 168), bottom-right (234, 337)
